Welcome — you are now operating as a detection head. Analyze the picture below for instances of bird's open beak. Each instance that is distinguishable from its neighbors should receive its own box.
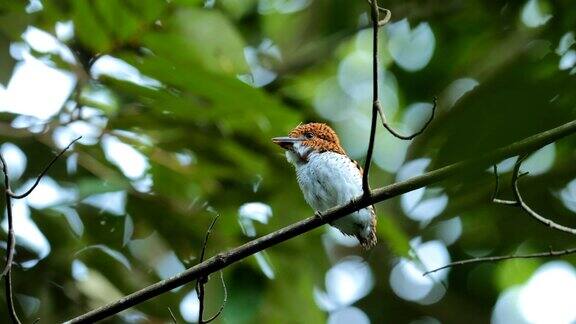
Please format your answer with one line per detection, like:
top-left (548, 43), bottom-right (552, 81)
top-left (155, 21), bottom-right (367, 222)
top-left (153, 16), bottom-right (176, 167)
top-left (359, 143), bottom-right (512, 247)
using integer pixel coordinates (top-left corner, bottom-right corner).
top-left (272, 136), bottom-right (302, 150)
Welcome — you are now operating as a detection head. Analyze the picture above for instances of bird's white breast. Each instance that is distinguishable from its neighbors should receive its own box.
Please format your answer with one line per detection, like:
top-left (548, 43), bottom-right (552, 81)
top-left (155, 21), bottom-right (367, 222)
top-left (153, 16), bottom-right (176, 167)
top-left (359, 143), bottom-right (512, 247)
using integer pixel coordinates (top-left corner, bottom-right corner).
top-left (286, 145), bottom-right (372, 238)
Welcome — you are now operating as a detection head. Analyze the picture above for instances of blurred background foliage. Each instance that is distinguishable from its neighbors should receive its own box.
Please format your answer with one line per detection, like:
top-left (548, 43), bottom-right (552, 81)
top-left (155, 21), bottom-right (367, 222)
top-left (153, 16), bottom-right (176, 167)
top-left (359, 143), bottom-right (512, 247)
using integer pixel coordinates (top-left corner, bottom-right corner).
top-left (0, 0), bottom-right (575, 323)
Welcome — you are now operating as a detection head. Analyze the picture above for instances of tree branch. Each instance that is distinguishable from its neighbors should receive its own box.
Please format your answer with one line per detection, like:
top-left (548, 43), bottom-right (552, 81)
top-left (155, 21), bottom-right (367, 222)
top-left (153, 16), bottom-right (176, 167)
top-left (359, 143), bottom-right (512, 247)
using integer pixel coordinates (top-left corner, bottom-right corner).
top-left (65, 119), bottom-right (576, 323)
top-left (423, 247), bottom-right (576, 276)
top-left (362, 1), bottom-right (435, 194)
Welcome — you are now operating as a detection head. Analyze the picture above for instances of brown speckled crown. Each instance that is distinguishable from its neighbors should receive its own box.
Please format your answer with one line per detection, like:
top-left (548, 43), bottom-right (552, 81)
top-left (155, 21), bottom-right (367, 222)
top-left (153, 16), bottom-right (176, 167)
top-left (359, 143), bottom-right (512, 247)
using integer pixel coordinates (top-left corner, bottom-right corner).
top-left (288, 123), bottom-right (346, 155)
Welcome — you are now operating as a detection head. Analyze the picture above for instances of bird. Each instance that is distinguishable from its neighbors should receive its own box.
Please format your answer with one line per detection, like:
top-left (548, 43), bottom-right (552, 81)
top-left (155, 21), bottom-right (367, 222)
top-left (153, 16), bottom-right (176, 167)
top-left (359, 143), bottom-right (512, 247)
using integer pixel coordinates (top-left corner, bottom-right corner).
top-left (272, 122), bottom-right (377, 249)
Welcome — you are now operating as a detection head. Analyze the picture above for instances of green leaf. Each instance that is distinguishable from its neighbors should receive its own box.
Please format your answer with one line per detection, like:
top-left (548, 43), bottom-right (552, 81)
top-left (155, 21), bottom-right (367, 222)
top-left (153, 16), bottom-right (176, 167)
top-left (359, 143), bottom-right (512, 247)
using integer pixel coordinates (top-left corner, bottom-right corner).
top-left (0, 34), bottom-right (14, 84)
top-left (164, 8), bottom-right (249, 74)
top-left (217, 141), bottom-right (269, 179)
top-left (73, 0), bottom-right (113, 52)
top-left (77, 178), bottom-right (129, 199)
top-left (93, 0), bottom-right (141, 42)
top-left (0, 2), bottom-right (30, 39)
top-left (124, 0), bottom-right (166, 23)
top-left (117, 54), bottom-right (301, 136)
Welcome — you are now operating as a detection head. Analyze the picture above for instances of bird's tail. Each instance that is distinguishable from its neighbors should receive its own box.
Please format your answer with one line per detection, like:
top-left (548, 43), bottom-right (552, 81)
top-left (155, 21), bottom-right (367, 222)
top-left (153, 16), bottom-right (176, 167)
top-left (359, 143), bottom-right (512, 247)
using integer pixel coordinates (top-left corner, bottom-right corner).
top-left (357, 207), bottom-right (377, 250)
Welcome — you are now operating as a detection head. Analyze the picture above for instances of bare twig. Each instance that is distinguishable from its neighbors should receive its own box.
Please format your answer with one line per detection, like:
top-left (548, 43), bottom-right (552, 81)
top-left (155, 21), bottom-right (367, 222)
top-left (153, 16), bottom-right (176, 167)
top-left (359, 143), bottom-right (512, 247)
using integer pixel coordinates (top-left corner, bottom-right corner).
top-left (362, 0), bottom-right (435, 195)
top-left (491, 164), bottom-right (517, 205)
top-left (1, 232), bottom-right (15, 277)
top-left (423, 247), bottom-right (576, 276)
top-left (0, 155), bottom-right (22, 324)
top-left (511, 154), bottom-right (576, 235)
top-left (199, 215), bottom-right (219, 264)
top-left (377, 7), bottom-right (392, 26)
top-left (0, 138), bottom-right (80, 324)
top-left (376, 97), bottom-right (437, 140)
top-left (196, 279), bottom-right (206, 324)
top-left (65, 120), bottom-right (576, 324)
top-left (491, 164), bottom-right (500, 200)
top-left (5, 271), bottom-right (20, 324)
top-left (8, 137), bottom-right (81, 199)
top-left (362, 0), bottom-right (385, 195)
top-left (203, 271), bottom-right (227, 324)
top-left (168, 307), bottom-right (177, 324)
top-left (196, 215), bottom-right (225, 324)
top-left (427, 150), bottom-right (576, 276)
top-left (0, 154), bottom-right (15, 278)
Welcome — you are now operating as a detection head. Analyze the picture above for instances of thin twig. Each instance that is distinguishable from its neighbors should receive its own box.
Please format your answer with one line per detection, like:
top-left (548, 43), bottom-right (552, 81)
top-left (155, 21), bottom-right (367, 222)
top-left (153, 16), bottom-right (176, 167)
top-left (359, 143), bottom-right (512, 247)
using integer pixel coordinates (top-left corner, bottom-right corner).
top-left (0, 155), bottom-right (22, 324)
top-left (427, 150), bottom-right (576, 276)
top-left (1, 138), bottom-right (80, 324)
top-left (491, 164), bottom-right (517, 205)
top-left (196, 279), bottom-right (206, 324)
top-left (377, 7), bottom-right (392, 26)
top-left (65, 120), bottom-right (576, 323)
top-left (361, 0), bottom-right (435, 195)
top-left (0, 154), bottom-right (15, 278)
top-left (362, 0), bottom-right (387, 195)
top-left (375, 97), bottom-right (437, 140)
top-left (491, 165), bottom-right (498, 200)
top-left (196, 215), bottom-right (221, 324)
top-left (168, 307), bottom-right (177, 324)
top-left (423, 247), bottom-right (576, 276)
top-left (410, 244), bottom-right (448, 290)
top-left (199, 215), bottom-right (219, 264)
top-left (1, 231), bottom-right (14, 277)
top-left (511, 154), bottom-right (576, 235)
top-left (5, 271), bottom-right (20, 324)
top-left (8, 137), bottom-right (81, 199)
top-left (203, 271), bottom-right (227, 324)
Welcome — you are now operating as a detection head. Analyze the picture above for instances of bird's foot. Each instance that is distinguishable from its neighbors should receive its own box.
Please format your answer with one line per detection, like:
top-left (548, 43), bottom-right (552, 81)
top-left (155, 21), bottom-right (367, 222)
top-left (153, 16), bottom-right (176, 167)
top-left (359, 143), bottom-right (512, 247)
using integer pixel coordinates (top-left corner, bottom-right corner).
top-left (315, 211), bottom-right (324, 219)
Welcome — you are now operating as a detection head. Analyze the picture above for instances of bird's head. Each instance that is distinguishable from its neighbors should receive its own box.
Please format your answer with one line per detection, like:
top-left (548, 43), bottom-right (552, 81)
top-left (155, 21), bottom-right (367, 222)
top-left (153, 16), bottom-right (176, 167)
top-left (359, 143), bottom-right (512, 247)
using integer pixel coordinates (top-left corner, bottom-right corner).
top-left (272, 123), bottom-right (346, 164)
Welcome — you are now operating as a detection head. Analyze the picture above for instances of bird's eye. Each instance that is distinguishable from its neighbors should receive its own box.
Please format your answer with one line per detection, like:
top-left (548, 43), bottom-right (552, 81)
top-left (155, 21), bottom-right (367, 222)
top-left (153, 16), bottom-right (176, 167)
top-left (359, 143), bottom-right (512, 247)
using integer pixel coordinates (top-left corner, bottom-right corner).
top-left (304, 132), bottom-right (314, 139)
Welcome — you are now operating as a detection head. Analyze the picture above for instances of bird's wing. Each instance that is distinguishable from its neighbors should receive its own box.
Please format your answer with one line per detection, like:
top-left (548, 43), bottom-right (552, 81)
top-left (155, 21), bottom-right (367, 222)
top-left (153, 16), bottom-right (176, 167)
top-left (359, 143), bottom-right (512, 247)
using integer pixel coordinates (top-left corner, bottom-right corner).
top-left (350, 158), bottom-right (377, 249)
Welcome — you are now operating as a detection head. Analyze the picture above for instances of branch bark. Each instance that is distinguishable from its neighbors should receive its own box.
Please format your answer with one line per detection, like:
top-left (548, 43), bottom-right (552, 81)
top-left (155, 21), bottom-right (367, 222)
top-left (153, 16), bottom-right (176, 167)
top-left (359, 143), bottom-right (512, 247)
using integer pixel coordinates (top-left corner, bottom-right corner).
top-left (66, 119), bottom-right (576, 323)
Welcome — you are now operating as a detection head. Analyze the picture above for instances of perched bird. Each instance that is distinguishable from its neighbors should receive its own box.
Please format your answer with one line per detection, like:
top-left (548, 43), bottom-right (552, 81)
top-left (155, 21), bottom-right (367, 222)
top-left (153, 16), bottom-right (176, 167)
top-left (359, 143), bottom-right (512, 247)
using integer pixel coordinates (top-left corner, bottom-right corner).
top-left (272, 123), bottom-right (377, 249)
